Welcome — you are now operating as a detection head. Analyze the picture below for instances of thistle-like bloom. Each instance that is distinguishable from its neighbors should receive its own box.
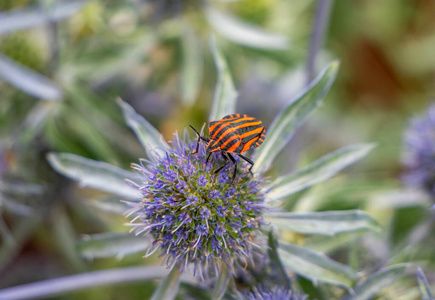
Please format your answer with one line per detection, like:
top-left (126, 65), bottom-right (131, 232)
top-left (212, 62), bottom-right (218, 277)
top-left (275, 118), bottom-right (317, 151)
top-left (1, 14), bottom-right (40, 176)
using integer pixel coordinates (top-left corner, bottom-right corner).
top-left (403, 104), bottom-right (435, 204)
top-left (125, 131), bottom-right (266, 277)
top-left (241, 286), bottom-right (307, 300)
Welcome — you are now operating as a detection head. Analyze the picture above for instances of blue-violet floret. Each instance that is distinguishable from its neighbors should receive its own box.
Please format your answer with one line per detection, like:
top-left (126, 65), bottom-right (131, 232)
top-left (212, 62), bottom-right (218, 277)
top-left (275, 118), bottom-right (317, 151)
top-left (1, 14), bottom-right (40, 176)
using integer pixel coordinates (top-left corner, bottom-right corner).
top-left (403, 104), bottom-right (435, 202)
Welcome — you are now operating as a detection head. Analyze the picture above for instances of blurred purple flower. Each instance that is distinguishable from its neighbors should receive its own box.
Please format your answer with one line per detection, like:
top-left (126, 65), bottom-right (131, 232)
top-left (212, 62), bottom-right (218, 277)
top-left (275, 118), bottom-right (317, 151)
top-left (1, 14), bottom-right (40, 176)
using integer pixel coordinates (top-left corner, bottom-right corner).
top-left (240, 286), bottom-right (307, 300)
top-left (403, 103), bottom-right (435, 207)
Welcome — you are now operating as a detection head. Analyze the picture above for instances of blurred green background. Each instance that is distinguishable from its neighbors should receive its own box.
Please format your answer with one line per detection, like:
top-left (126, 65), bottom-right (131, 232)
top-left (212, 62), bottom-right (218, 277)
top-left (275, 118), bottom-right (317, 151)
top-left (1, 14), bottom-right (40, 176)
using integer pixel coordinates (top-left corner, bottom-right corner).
top-left (0, 0), bottom-right (434, 299)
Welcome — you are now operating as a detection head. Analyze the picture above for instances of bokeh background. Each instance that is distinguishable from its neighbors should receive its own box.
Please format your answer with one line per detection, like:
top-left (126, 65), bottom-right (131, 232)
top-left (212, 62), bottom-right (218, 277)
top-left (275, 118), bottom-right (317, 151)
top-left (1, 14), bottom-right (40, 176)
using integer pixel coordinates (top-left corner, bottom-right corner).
top-left (1, 0), bottom-right (434, 299)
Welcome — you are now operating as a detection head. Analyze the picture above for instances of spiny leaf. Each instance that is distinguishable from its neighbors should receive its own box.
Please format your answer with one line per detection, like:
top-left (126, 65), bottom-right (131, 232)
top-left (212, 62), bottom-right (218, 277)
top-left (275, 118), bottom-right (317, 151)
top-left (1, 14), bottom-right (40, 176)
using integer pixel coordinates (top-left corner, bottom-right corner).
top-left (341, 264), bottom-right (409, 300)
top-left (77, 232), bottom-right (151, 260)
top-left (267, 143), bottom-right (375, 200)
top-left (208, 36), bottom-right (237, 122)
top-left (267, 210), bottom-right (380, 236)
top-left (205, 5), bottom-right (289, 50)
top-left (253, 61), bottom-right (339, 173)
top-left (212, 264), bottom-right (231, 300)
top-left (278, 241), bottom-right (359, 288)
top-left (117, 98), bottom-right (168, 157)
top-left (0, 53), bottom-right (62, 100)
top-left (268, 231), bottom-right (292, 290)
top-left (47, 152), bottom-right (138, 199)
top-left (0, 0), bottom-right (88, 34)
top-left (150, 263), bottom-right (182, 300)
top-left (417, 267), bottom-right (435, 300)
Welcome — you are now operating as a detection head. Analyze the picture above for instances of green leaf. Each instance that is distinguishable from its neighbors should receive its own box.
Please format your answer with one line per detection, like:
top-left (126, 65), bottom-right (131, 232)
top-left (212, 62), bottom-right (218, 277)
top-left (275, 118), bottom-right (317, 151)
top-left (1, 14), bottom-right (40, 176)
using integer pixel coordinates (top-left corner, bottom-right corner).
top-left (208, 37), bottom-right (237, 122)
top-left (341, 264), bottom-right (408, 300)
top-left (181, 282), bottom-right (211, 299)
top-left (47, 152), bottom-right (138, 199)
top-left (53, 207), bottom-right (87, 272)
top-left (417, 267), bottom-right (434, 300)
top-left (180, 25), bottom-right (203, 106)
top-left (0, 0), bottom-right (88, 34)
top-left (212, 264), bottom-right (231, 300)
top-left (1, 197), bottom-right (34, 216)
top-left (63, 36), bottom-right (156, 84)
top-left (267, 210), bottom-right (380, 236)
top-left (268, 231), bottom-right (292, 290)
top-left (267, 143), bottom-right (375, 200)
top-left (64, 110), bottom-right (120, 163)
top-left (76, 232), bottom-right (151, 260)
top-left (253, 61), bottom-right (339, 173)
top-left (0, 53), bottom-right (62, 100)
top-left (117, 98), bottom-right (168, 156)
top-left (150, 263), bottom-right (182, 300)
top-left (205, 5), bottom-right (289, 50)
top-left (89, 197), bottom-right (133, 215)
top-left (278, 241), bottom-right (359, 288)
top-left (0, 216), bottom-right (42, 270)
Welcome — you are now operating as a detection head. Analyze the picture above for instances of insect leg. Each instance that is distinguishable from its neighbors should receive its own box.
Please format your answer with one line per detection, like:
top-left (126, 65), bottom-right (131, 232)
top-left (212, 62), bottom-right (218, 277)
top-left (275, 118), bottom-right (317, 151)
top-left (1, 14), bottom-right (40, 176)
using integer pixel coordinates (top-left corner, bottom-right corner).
top-left (214, 152), bottom-right (229, 175)
top-left (238, 154), bottom-right (254, 176)
top-left (189, 125), bottom-right (210, 154)
top-left (227, 153), bottom-right (238, 183)
top-left (206, 152), bottom-right (212, 163)
top-left (189, 125), bottom-right (201, 154)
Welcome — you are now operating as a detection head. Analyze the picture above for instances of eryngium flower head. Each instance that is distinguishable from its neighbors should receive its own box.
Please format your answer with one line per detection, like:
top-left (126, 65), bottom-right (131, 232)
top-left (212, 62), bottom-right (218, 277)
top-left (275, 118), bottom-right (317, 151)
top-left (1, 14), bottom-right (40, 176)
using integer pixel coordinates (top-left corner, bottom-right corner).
top-left (241, 286), bottom-right (308, 300)
top-left (403, 104), bottom-right (435, 201)
top-left (147, 0), bottom-right (200, 21)
top-left (126, 130), bottom-right (266, 277)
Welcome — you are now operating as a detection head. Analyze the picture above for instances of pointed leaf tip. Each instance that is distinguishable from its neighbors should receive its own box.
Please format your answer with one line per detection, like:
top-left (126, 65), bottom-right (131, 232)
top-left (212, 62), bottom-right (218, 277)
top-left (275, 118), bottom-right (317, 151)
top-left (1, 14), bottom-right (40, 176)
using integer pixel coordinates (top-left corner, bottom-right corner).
top-left (267, 142), bottom-right (373, 200)
top-left (0, 53), bottom-right (63, 100)
top-left (208, 37), bottom-right (237, 122)
top-left (117, 98), bottom-right (168, 156)
top-left (47, 152), bottom-right (138, 199)
top-left (77, 233), bottom-right (151, 259)
top-left (417, 267), bottom-right (435, 300)
top-left (278, 242), bottom-right (358, 288)
top-left (150, 263), bottom-right (182, 300)
top-left (205, 5), bottom-right (289, 50)
top-left (341, 264), bottom-right (408, 300)
top-left (253, 61), bottom-right (340, 173)
top-left (212, 264), bottom-right (231, 300)
top-left (268, 210), bottom-right (381, 236)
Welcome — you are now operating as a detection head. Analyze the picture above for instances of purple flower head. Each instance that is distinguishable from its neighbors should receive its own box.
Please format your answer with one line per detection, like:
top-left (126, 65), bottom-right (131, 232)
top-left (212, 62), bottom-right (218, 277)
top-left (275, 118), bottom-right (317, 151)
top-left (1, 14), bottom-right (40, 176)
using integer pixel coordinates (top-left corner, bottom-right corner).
top-left (197, 174), bottom-right (208, 186)
top-left (241, 286), bottom-right (307, 300)
top-left (403, 104), bottom-right (435, 200)
top-left (126, 130), bottom-right (267, 277)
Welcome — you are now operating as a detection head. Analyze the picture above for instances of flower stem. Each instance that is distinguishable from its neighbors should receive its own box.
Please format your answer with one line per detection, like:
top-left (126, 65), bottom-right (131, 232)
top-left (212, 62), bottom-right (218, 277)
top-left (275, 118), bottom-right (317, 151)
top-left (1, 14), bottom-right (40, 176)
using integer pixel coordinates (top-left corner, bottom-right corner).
top-left (0, 265), bottom-right (191, 300)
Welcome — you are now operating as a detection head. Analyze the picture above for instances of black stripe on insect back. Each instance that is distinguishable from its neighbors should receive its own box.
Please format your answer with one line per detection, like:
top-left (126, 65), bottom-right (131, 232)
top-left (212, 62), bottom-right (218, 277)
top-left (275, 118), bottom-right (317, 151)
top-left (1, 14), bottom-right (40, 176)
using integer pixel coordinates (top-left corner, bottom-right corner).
top-left (210, 118), bottom-right (255, 138)
top-left (235, 123), bottom-right (263, 135)
top-left (220, 139), bottom-right (242, 153)
top-left (240, 128), bottom-right (263, 144)
top-left (208, 128), bottom-right (239, 151)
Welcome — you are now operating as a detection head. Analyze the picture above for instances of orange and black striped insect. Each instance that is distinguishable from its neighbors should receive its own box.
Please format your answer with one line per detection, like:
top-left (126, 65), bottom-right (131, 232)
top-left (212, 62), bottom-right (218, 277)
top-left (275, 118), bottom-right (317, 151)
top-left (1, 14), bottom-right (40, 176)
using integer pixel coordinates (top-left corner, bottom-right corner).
top-left (189, 114), bottom-right (266, 183)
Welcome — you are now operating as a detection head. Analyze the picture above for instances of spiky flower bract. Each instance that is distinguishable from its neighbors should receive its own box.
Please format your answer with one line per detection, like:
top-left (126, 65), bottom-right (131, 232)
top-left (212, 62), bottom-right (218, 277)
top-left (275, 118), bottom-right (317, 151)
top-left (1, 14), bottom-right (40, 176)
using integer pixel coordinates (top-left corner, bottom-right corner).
top-left (241, 286), bottom-right (308, 300)
top-left (403, 103), bottom-right (435, 202)
top-left (125, 130), bottom-right (267, 277)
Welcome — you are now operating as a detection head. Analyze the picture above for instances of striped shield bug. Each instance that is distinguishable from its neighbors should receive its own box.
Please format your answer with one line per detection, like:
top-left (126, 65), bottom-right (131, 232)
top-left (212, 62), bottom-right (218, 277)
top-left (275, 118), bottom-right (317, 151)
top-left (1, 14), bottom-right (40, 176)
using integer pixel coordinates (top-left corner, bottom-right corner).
top-left (189, 114), bottom-right (266, 183)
